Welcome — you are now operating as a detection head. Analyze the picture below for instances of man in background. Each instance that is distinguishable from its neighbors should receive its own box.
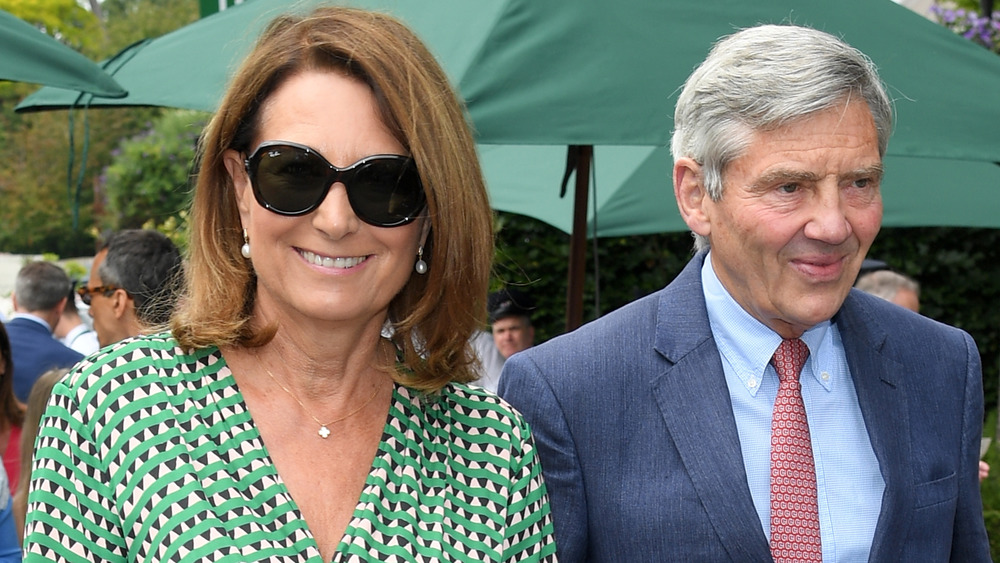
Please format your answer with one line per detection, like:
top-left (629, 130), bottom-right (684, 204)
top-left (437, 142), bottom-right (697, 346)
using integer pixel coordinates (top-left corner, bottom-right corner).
top-left (489, 288), bottom-right (535, 361)
top-left (855, 269), bottom-right (992, 481)
top-left (6, 261), bottom-right (83, 402)
top-left (855, 269), bottom-right (920, 312)
top-left (53, 283), bottom-right (99, 356)
top-left (80, 229), bottom-right (183, 347)
top-left (470, 288), bottom-right (536, 393)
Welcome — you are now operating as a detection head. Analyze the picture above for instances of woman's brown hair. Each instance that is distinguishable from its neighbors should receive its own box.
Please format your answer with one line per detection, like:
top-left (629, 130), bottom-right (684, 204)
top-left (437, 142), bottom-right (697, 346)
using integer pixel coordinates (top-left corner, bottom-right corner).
top-left (0, 323), bottom-right (24, 432)
top-left (13, 366), bottom-right (66, 543)
top-left (171, 7), bottom-right (493, 392)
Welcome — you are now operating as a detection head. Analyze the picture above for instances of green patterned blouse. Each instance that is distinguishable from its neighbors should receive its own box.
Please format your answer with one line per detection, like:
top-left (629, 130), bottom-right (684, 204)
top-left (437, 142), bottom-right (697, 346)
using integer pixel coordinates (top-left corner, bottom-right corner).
top-left (23, 334), bottom-right (557, 562)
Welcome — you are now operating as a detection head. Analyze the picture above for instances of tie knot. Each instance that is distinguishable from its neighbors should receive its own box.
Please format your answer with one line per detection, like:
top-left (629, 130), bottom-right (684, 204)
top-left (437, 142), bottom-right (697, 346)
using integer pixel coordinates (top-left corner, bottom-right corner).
top-left (772, 338), bottom-right (809, 383)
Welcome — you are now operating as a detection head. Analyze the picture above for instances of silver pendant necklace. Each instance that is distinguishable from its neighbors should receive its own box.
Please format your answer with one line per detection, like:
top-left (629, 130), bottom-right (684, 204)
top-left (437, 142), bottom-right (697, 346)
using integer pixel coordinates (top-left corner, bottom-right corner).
top-left (256, 353), bottom-right (381, 438)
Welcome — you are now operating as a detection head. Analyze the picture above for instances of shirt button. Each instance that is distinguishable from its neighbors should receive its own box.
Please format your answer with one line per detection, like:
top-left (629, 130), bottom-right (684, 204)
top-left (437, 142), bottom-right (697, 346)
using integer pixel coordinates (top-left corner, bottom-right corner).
top-left (821, 371), bottom-right (831, 381)
top-left (748, 378), bottom-right (758, 388)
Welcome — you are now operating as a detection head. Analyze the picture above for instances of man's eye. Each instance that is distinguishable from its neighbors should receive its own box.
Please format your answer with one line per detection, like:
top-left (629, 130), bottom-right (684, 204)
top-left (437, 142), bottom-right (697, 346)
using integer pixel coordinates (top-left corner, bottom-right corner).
top-left (854, 178), bottom-right (870, 188)
top-left (778, 184), bottom-right (798, 194)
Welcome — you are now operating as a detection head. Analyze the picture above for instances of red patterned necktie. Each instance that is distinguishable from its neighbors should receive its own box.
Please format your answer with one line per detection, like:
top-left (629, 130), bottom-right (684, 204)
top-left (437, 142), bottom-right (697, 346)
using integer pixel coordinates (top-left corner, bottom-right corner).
top-left (770, 338), bottom-right (822, 562)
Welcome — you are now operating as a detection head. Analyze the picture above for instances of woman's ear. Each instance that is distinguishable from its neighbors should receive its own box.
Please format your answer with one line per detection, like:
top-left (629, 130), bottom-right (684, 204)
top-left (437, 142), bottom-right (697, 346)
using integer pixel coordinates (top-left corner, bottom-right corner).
top-left (223, 149), bottom-right (254, 217)
top-left (673, 157), bottom-right (712, 238)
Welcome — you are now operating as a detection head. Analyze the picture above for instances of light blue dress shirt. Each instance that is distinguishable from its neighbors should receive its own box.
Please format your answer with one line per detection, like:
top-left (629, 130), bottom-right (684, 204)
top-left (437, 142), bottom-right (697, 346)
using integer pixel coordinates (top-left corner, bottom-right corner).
top-left (702, 253), bottom-right (884, 562)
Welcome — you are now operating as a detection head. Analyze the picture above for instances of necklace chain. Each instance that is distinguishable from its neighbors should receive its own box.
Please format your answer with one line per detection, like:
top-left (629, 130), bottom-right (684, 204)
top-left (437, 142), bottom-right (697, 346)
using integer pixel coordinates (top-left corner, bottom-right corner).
top-left (255, 352), bottom-right (382, 439)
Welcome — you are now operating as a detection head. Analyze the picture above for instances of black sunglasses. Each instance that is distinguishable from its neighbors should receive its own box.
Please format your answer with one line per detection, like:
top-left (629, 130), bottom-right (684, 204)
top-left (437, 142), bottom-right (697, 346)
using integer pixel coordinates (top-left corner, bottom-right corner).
top-left (76, 285), bottom-right (122, 306)
top-left (243, 141), bottom-right (426, 227)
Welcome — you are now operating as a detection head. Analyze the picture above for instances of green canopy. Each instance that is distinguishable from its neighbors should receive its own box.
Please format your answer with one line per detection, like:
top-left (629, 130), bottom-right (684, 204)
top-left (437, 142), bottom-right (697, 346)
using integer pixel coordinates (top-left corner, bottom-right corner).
top-left (16, 0), bottom-right (505, 112)
top-left (482, 145), bottom-right (1000, 236)
top-left (15, 0), bottom-right (1000, 326)
top-left (17, 0), bottom-right (1000, 229)
top-left (0, 8), bottom-right (125, 96)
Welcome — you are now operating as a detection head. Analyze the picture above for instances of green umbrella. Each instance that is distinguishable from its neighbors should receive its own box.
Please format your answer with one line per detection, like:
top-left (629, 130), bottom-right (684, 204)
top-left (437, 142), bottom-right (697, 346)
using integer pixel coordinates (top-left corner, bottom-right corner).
top-left (17, 0), bottom-right (1000, 161)
top-left (16, 0), bottom-right (1000, 327)
top-left (483, 145), bottom-right (1000, 235)
top-left (15, 0), bottom-right (503, 111)
top-left (0, 8), bottom-right (125, 96)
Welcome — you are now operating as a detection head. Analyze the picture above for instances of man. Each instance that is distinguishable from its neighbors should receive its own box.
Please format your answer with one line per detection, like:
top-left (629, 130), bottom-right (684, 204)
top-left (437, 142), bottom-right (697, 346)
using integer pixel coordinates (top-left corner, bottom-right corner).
top-left (53, 283), bottom-right (100, 355)
top-left (6, 261), bottom-right (83, 402)
top-left (80, 229), bottom-right (183, 347)
top-left (499, 24), bottom-right (989, 562)
top-left (488, 288), bottom-right (535, 361)
top-left (855, 269), bottom-right (920, 313)
top-left (470, 288), bottom-right (535, 392)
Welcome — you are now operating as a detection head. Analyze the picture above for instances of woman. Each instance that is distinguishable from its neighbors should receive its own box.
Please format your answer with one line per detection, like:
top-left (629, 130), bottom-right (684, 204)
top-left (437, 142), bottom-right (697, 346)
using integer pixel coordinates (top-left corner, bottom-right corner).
top-left (23, 7), bottom-right (556, 562)
top-left (0, 325), bottom-right (21, 560)
top-left (13, 367), bottom-right (66, 543)
top-left (0, 324), bottom-right (22, 495)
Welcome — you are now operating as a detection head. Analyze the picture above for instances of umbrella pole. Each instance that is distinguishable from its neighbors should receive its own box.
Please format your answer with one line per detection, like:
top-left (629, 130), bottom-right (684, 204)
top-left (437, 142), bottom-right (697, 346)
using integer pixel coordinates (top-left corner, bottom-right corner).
top-left (565, 145), bottom-right (592, 332)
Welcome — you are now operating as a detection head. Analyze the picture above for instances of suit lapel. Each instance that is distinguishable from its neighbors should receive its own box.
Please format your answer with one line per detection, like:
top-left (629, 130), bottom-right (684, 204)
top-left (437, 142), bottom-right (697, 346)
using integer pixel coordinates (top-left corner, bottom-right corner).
top-left (835, 294), bottom-right (911, 559)
top-left (649, 255), bottom-right (773, 561)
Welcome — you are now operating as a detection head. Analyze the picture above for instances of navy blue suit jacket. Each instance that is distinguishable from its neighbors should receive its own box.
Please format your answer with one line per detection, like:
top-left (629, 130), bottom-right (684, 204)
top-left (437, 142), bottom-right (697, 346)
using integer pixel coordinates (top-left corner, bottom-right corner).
top-left (499, 253), bottom-right (990, 562)
top-left (6, 317), bottom-right (83, 402)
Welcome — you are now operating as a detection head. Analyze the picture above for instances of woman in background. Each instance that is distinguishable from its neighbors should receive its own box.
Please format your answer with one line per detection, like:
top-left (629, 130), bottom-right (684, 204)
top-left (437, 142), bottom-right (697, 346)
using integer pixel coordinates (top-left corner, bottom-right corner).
top-left (12, 367), bottom-right (65, 542)
top-left (0, 324), bottom-right (22, 560)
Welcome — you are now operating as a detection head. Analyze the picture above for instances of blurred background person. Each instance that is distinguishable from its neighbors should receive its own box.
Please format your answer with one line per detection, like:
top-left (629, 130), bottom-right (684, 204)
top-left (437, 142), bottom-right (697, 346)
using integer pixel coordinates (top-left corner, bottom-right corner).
top-left (855, 269), bottom-right (920, 313)
top-left (0, 325), bottom-right (23, 496)
top-left (53, 283), bottom-right (99, 356)
top-left (23, 7), bottom-right (555, 562)
top-left (78, 229), bottom-right (183, 348)
top-left (855, 268), bottom-right (990, 480)
top-left (489, 287), bottom-right (536, 361)
top-left (469, 288), bottom-right (535, 392)
top-left (0, 464), bottom-right (19, 562)
top-left (6, 262), bottom-right (82, 404)
top-left (469, 327), bottom-right (505, 392)
top-left (12, 366), bottom-right (65, 544)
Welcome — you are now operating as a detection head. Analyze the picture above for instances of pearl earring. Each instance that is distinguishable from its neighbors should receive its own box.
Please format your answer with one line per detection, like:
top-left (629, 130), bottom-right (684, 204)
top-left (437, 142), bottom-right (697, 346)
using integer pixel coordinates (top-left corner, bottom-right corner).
top-left (241, 229), bottom-right (251, 259)
top-left (414, 245), bottom-right (428, 274)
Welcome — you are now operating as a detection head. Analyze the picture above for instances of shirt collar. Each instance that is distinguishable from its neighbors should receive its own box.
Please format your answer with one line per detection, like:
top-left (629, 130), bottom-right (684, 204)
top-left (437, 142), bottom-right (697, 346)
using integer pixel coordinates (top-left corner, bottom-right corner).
top-left (702, 252), bottom-right (835, 396)
top-left (9, 312), bottom-right (53, 332)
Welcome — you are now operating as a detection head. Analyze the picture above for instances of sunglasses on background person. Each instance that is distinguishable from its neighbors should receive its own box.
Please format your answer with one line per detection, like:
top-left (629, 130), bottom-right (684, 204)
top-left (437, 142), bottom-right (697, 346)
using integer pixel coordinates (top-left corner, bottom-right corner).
top-left (243, 141), bottom-right (426, 227)
top-left (76, 285), bottom-right (123, 306)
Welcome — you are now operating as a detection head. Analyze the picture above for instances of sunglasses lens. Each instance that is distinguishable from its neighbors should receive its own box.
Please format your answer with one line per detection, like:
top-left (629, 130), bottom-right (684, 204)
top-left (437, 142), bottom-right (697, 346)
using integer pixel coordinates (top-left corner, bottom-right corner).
top-left (348, 158), bottom-right (425, 227)
top-left (247, 143), bottom-right (426, 226)
top-left (251, 146), bottom-right (332, 215)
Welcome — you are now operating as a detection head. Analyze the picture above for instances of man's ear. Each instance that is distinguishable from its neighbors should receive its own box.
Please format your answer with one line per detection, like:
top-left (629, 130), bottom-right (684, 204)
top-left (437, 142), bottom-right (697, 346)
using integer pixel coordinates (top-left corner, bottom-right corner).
top-left (110, 288), bottom-right (132, 320)
top-left (673, 157), bottom-right (712, 238)
top-left (53, 296), bottom-right (68, 317)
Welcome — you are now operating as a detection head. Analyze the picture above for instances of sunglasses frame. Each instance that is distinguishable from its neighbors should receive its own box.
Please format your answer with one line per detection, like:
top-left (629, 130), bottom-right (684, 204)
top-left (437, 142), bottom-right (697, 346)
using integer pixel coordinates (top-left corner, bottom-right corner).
top-left (243, 140), bottom-right (426, 227)
top-left (76, 284), bottom-right (122, 306)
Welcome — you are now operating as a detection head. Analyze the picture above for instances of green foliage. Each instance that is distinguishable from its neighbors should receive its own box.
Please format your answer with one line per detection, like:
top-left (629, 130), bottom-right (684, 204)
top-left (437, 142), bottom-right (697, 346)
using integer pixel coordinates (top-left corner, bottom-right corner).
top-left (61, 259), bottom-right (87, 281)
top-left (142, 210), bottom-right (189, 253)
top-left (0, 0), bottom-right (200, 257)
top-left (979, 410), bottom-right (1000, 557)
top-left (0, 102), bottom-right (167, 256)
top-left (493, 212), bottom-right (693, 343)
top-left (98, 109), bottom-right (207, 232)
top-left (932, 1), bottom-right (1000, 54)
top-left (101, 0), bottom-right (199, 52)
top-left (0, 0), bottom-right (105, 54)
